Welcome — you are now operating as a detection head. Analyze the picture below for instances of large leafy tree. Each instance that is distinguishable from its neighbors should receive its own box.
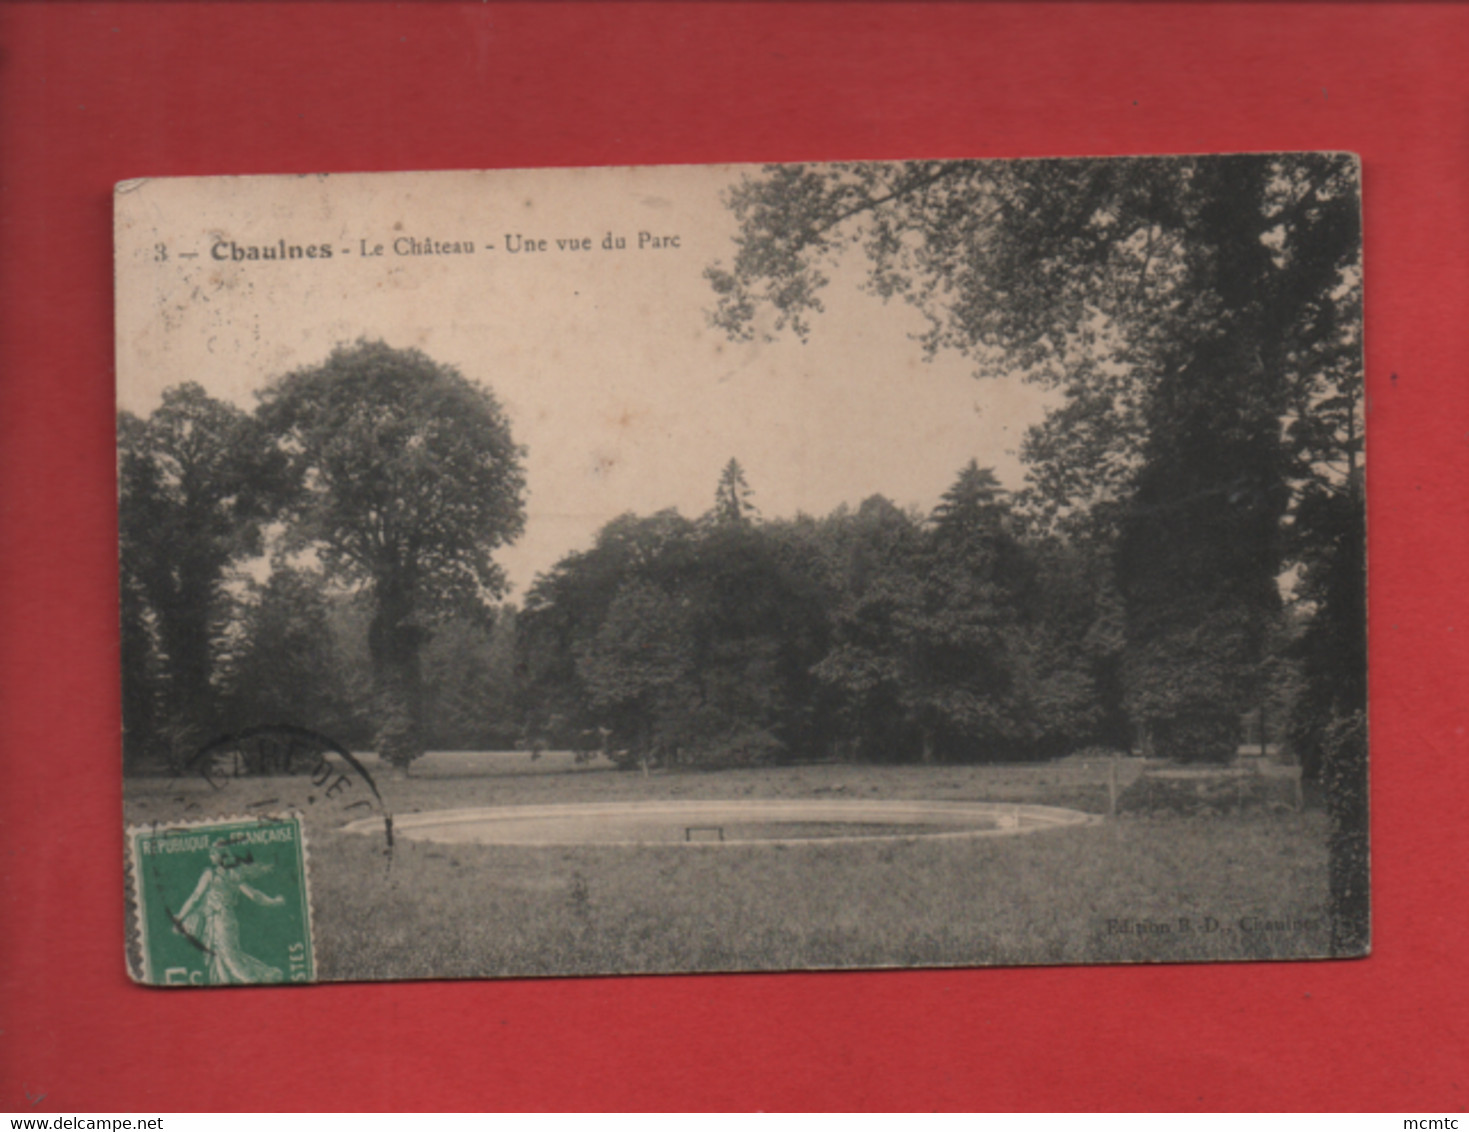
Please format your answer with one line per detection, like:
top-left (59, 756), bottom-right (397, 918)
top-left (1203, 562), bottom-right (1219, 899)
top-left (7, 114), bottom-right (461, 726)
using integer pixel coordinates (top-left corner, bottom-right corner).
top-left (517, 509), bottom-right (699, 753)
top-left (520, 473), bottom-right (829, 768)
top-left (813, 467), bottom-right (1096, 763)
top-left (419, 604), bottom-right (520, 750)
top-left (910, 464), bottom-right (1032, 760)
top-left (681, 513), bottom-right (828, 764)
top-left (257, 340), bottom-right (526, 768)
top-left (575, 579), bottom-right (700, 766)
top-left (1286, 367), bottom-right (1367, 952)
top-left (811, 495), bottom-right (930, 762)
top-left (118, 383), bottom-right (284, 763)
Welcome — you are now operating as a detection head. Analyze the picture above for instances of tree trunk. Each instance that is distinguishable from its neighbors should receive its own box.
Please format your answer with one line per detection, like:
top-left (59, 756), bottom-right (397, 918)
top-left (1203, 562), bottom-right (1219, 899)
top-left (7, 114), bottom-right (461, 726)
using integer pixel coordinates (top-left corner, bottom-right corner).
top-left (368, 582), bottom-right (427, 769)
top-left (157, 559), bottom-right (220, 760)
top-left (120, 576), bottom-right (160, 771)
top-left (1323, 711), bottom-right (1370, 955)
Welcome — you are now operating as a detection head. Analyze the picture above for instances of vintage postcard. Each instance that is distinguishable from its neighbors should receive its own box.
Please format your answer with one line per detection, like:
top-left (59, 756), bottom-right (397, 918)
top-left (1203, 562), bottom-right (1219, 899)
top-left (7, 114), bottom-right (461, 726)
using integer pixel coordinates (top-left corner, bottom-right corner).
top-left (116, 156), bottom-right (1366, 984)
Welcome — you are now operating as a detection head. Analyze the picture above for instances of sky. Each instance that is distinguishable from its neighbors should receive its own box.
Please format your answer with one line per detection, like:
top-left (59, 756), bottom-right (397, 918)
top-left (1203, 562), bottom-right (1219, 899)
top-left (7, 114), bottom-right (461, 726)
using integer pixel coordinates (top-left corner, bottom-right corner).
top-left (115, 164), bottom-right (1054, 597)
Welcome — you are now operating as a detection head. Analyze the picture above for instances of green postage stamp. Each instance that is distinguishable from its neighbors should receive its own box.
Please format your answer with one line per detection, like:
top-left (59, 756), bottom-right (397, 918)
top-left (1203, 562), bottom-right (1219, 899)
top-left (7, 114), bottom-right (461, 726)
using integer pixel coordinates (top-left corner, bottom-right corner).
top-left (127, 814), bottom-right (315, 986)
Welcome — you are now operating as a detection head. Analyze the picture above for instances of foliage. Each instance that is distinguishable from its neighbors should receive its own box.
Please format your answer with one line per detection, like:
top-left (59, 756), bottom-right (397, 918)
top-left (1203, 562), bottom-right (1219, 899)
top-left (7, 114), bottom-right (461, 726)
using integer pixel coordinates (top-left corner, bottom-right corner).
top-left (118, 383), bottom-right (286, 763)
top-left (217, 568), bottom-right (356, 739)
top-left (711, 457), bottom-right (758, 525)
top-left (575, 579), bottom-right (699, 764)
top-left (422, 606), bottom-right (521, 750)
top-left (256, 340), bottom-right (526, 767)
top-left (1318, 709), bottom-right (1369, 955)
top-left (910, 463), bottom-right (1035, 758)
top-left (706, 155), bottom-right (1363, 764)
top-left (1287, 475), bottom-right (1367, 778)
top-left (256, 340), bottom-right (526, 616)
top-left (809, 494), bottom-right (928, 761)
top-left (805, 470), bottom-right (1115, 763)
top-left (517, 509), bottom-right (701, 754)
top-left (1282, 327), bottom-right (1366, 952)
top-left (520, 480), bottom-right (832, 769)
top-left (522, 462), bottom-right (1118, 767)
top-left (119, 570), bottom-right (164, 771)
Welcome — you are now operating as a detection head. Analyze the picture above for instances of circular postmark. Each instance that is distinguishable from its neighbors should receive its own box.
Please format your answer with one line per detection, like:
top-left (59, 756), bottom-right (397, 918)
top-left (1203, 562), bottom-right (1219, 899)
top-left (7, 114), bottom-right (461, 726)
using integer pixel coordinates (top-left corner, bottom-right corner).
top-left (124, 725), bottom-right (394, 985)
top-left (182, 724), bottom-right (392, 849)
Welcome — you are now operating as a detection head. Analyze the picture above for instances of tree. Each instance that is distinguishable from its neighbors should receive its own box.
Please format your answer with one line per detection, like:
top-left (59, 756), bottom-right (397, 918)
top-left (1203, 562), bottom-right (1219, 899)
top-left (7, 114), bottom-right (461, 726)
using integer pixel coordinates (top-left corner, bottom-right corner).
top-left (811, 472), bottom-right (1036, 763)
top-left (421, 605), bottom-right (521, 750)
top-left (520, 495), bottom-right (828, 769)
top-left (914, 465), bottom-right (1027, 759)
top-left (517, 509), bottom-right (699, 753)
top-left (1114, 379), bottom-right (1290, 760)
top-left (1287, 417), bottom-right (1367, 952)
top-left (320, 594), bottom-right (377, 750)
top-left (218, 568), bottom-right (356, 740)
top-left (1283, 261), bottom-right (1366, 782)
top-left (118, 383), bottom-right (284, 763)
top-left (711, 457), bottom-right (758, 524)
top-left (681, 512), bottom-right (826, 764)
top-left (119, 569), bottom-right (164, 771)
top-left (575, 580), bottom-right (699, 767)
top-left (811, 495), bottom-right (929, 762)
top-left (256, 341), bottom-right (526, 768)
top-left (809, 480), bottom-right (1056, 764)
top-left (1023, 534), bottom-right (1129, 754)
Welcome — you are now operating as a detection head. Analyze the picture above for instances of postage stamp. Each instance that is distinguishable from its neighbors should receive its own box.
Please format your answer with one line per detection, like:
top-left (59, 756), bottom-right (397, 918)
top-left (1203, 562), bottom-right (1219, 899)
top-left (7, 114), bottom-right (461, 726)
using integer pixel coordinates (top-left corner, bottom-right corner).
top-left (127, 813), bottom-right (315, 987)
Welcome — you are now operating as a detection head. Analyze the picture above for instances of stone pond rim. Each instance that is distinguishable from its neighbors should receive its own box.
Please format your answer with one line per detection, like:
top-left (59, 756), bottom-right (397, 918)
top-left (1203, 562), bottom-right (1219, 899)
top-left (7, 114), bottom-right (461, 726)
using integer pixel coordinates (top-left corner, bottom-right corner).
top-left (340, 799), bottom-right (1099, 847)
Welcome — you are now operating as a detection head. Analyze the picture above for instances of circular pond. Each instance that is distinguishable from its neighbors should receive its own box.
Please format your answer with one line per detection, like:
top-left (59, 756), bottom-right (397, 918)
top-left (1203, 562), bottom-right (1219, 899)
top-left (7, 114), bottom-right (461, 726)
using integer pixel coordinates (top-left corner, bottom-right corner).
top-left (344, 799), bottom-right (1097, 846)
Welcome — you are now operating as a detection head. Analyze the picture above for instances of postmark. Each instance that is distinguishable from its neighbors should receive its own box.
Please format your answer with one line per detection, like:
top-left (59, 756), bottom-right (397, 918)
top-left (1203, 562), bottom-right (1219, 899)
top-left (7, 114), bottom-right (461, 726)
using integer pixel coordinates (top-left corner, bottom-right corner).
top-left (131, 724), bottom-right (394, 851)
top-left (127, 813), bottom-right (315, 986)
top-left (187, 725), bottom-right (387, 824)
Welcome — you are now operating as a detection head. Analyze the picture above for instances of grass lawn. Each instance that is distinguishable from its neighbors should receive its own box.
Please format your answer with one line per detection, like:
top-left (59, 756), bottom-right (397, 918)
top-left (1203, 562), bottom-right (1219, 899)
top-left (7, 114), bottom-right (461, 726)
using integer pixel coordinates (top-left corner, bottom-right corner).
top-left (124, 754), bottom-right (1330, 980)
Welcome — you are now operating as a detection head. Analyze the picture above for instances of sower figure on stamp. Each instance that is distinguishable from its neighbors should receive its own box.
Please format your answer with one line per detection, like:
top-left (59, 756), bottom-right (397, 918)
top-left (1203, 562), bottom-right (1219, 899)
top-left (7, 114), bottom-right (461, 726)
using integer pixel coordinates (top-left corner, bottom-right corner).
top-left (174, 838), bottom-right (287, 984)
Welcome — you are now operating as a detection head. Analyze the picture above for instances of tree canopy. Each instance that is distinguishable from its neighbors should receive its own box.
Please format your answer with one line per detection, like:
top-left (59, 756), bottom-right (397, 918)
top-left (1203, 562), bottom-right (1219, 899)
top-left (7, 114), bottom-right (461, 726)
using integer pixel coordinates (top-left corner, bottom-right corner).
top-left (707, 154), bottom-right (1360, 523)
top-left (706, 154), bottom-right (1363, 758)
top-left (256, 340), bottom-right (526, 766)
top-left (518, 460), bottom-right (1109, 769)
top-left (118, 382), bottom-right (285, 762)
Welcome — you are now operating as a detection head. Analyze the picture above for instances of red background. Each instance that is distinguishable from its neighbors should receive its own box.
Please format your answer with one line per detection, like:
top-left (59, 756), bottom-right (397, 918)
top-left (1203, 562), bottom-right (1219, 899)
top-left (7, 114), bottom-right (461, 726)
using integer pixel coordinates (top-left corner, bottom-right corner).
top-left (1, 1), bottom-right (1465, 1112)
